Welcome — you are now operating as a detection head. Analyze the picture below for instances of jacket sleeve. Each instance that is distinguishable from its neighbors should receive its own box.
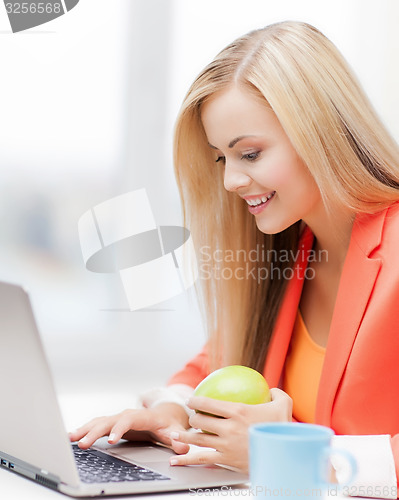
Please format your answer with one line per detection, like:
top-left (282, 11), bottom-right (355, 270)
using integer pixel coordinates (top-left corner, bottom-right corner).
top-left (167, 344), bottom-right (210, 388)
top-left (331, 435), bottom-right (398, 498)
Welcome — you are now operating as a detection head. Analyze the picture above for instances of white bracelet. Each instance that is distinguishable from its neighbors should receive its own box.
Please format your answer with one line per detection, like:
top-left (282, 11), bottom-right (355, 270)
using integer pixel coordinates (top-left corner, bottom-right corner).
top-left (139, 384), bottom-right (195, 417)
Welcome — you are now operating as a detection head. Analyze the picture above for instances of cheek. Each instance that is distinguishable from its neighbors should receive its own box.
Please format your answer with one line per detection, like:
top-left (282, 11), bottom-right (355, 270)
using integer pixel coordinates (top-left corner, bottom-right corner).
top-left (264, 166), bottom-right (291, 188)
top-left (295, 168), bottom-right (320, 200)
top-left (272, 157), bottom-right (316, 198)
top-left (256, 156), bottom-right (289, 187)
top-left (259, 157), bottom-right (304, 191)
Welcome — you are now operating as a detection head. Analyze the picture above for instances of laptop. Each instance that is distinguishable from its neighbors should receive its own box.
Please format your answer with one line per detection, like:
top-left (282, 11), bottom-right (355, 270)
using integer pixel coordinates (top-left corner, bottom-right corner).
top-left (0, 281), bottom-right (248, 496)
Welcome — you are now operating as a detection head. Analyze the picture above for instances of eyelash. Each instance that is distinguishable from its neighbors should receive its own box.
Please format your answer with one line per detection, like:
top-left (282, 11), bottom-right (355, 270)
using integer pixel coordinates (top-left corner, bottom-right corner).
top-left (215, 152), bottom-right (261, 164)
top-left (242, 151), bottom-right (260, 162)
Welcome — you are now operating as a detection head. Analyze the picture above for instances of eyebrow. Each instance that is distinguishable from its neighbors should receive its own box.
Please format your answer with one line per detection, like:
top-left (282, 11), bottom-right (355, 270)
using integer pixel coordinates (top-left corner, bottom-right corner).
top-left (208, 135), bottom-right (257, 150)
top-left (229, 135), bottom-right (256, 148)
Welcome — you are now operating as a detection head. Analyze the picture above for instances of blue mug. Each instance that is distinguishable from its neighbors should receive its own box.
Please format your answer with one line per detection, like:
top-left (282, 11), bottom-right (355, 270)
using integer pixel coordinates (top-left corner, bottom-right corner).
top-left (249, 422), bottom-right (356, 497)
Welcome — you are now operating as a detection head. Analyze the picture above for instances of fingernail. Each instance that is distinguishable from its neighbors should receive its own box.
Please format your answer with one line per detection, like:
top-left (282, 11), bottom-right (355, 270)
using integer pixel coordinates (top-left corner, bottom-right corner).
top-left (79, 436), bottom-right (88, 444)
top-left (108, 433), bottom-right (116, 443)
top-left (170, 458), bottom-right (178, 466)
top-left (170, 431), bottom-right (179, 440)
top-left (184, 398), bottom-right (195, 408)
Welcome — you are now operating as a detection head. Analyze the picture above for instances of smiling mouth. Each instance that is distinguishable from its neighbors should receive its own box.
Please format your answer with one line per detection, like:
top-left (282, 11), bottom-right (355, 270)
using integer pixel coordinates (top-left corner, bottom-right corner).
top-left (245, 191), bottom-right (276, 207)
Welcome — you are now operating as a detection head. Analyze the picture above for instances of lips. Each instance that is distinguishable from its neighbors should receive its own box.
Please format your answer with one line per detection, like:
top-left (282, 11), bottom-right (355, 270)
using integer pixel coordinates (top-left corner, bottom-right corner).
top-left (245, 191), bottom-right (276, 214)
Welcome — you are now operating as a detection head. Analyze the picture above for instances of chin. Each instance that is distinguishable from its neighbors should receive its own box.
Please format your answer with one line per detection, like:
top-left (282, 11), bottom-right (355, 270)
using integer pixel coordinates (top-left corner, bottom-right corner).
top-left (255, 221), bottom-right (290, 235)
top-left (255, 214), bottom-right (300, 235)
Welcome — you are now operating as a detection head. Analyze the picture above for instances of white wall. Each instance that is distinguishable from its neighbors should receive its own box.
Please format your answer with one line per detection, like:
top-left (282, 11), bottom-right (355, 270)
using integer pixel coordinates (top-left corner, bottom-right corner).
top-left (169, 0), bottom-right (399, 139)
top-left (0, 0), bottom-right (398, 395)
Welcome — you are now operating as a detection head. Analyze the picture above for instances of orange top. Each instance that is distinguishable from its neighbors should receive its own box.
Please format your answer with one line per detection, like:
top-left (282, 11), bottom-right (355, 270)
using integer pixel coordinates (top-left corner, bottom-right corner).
top-left (283, 310), bottom-right (326, 423)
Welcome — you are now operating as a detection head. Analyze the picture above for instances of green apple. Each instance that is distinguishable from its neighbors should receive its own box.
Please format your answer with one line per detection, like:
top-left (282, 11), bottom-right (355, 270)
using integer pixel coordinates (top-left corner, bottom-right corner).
top-left (194, 365), bottom-right (271, 408)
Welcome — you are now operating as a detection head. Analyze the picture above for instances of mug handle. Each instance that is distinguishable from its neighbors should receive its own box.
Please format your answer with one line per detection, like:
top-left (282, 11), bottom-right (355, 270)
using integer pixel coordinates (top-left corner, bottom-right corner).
top-left (320, 446), bottom-right (357, 490)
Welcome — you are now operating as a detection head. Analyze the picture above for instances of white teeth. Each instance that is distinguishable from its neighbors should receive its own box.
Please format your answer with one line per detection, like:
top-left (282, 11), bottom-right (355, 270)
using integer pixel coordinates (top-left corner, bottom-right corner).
top-left (246, 193), bottom-right (275, 206)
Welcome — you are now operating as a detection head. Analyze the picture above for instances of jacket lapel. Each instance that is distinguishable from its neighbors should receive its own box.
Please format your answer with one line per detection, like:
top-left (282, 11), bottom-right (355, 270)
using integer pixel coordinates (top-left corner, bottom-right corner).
top-left (315, 209), bottom-right (386, 426)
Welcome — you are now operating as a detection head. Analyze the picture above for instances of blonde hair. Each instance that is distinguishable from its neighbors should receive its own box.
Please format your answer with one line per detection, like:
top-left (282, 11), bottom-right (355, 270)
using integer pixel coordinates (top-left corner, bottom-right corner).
top-left (174, 21), bottom-right (399, 372)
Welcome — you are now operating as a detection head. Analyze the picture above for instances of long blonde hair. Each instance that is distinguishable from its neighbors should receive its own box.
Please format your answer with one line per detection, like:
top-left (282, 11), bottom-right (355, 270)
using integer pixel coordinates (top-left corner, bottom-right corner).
top-left (174, 21), bottom-right (399, 372)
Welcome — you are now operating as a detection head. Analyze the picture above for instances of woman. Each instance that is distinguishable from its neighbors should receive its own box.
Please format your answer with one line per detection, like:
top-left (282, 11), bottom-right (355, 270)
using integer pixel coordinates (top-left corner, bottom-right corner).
top-left (70, 21), bottom-right (399, 495)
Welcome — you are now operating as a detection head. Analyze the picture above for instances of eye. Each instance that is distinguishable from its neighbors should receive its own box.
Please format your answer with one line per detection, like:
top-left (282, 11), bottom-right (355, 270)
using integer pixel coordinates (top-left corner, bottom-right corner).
top-left (241, 151), bottom-right (260, 162)
top-left (215, 156), bottom-right (226, 164)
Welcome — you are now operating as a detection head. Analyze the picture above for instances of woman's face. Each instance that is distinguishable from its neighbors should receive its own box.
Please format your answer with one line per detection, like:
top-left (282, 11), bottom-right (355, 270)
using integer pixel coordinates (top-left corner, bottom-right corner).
top-left (201, 85), bottom-right (322, 234)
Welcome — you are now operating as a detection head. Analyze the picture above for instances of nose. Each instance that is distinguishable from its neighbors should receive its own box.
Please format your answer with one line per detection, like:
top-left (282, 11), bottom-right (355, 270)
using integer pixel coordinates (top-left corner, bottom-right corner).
top-left (223, 163), bottom-right (251, 192)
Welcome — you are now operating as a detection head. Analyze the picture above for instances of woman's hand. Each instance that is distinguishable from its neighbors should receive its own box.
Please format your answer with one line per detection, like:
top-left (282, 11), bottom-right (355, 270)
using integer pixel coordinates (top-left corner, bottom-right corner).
top-left (68, 403), bottom-right (190, 455)
top-left (168, 388), bottom-right (292, 472)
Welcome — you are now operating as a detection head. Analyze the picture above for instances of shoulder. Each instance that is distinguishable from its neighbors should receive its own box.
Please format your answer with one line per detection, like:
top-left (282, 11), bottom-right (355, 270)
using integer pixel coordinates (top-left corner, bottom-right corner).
top-left (383, 200), bottom-right (399, 227)
top-left (352, 201), bottom-right (399, 260)
top-left (376, 201), bottom-right (399, 259)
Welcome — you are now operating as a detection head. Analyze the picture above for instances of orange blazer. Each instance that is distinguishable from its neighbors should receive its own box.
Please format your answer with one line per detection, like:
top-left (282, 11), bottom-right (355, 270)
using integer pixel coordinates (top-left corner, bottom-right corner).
top-left (169, 202), bottom-right (399, 472)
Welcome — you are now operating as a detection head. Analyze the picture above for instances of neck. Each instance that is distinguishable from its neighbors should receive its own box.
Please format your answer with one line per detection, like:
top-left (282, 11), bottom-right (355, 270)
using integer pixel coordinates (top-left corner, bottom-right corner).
top-left (303, 202), bottom-right (355, 268)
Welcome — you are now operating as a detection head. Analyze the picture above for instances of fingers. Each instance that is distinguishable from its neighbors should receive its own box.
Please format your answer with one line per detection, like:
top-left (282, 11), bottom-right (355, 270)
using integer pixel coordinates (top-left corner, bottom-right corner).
top-left (169, 429), bottom-right (219, 449)
top-left (170, 450), bottom-right (222, 467)
top-left (186, 389), bottom-right (292, 430)
top-left (188, 411), bottom-right (226, 436)
top-left (69, 418), bottom-right (112, 443)
top-left (170, 439), bottom-right (190, 455)
top-left (68, 408), bottom-right (185, 452)
top-left (186, 396), bottom-right (240, 419)
top-left (72, 419), bottom-right (115, 449)
top-left (269, 388), bottom-right (293, 421)
top-left (166, 389), bottom-right (292, 472)
top-left (107, 421), bottom-right (130, 445)
top-left (107, 411), bottom-right (147, 445)
top-left (188, 390), bottom-right (288, 413)
top-left (270, 387), bottom-right (289, 401)
top-left (69, 427), bottom-right (89, 443)
top-left (163, 420), bottom-right (193, 454)
top-left (68, 411), bottom-right (140, 449)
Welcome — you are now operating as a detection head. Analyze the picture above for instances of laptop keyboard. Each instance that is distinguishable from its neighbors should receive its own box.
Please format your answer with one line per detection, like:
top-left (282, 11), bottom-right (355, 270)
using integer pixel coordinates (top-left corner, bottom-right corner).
top-left (72, 445), bottom-right (170, 484)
